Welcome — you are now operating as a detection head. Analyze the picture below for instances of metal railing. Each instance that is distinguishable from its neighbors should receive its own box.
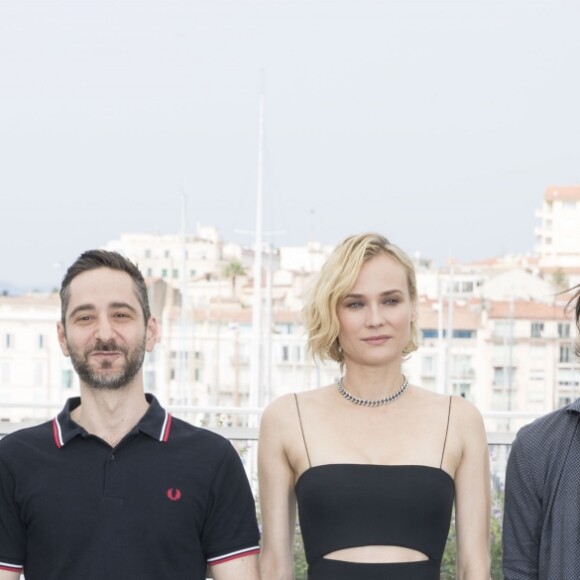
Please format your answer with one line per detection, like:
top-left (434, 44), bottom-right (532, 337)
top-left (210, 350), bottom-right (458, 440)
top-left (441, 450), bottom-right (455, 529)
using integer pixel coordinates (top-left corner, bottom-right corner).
top-left (0, 401), bottom-right (545, 442)
top-left (1, 402), bottom-right (512, 579)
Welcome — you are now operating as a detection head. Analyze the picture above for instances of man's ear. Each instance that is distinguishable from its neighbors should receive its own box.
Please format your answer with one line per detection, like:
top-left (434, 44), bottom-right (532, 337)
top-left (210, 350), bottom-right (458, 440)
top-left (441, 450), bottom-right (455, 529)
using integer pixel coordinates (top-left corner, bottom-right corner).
top-left (57, 321), bottom-right (70, 357)
top-left (145, 316), bottom-right (159, 352)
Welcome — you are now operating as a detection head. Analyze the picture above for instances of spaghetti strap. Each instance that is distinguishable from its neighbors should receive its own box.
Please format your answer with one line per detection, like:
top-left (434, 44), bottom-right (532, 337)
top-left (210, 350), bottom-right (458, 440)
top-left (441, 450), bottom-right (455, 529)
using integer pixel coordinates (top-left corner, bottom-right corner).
top-left (294, 393), bottom-right (312, 468)
top-left (440, 396), bottom-right (452, 469)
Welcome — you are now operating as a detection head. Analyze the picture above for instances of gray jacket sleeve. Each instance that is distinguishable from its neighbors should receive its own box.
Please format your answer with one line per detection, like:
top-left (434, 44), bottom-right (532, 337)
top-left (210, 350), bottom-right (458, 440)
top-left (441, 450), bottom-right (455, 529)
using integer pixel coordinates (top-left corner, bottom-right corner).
top-left (502, 430), bottom-right (541, 580)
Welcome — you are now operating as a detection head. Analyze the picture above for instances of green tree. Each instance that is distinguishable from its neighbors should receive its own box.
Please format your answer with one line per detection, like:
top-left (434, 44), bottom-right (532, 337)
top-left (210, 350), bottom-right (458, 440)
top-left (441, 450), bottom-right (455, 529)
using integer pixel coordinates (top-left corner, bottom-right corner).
top-left (293, 532), bottom-right (308, 580)
top-left (441, 507), bottom-right (503, 579)
top-left (222, 259), bottom-right (246, 298)
top-left (552, 268), bottom-right (569, 293)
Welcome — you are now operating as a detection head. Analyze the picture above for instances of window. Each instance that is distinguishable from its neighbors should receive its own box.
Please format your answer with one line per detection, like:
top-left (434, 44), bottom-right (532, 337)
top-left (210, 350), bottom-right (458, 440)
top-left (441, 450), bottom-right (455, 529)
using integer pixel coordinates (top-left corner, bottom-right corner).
top-left (560, 344), bottom-right (574, 363)
top-left (4, 334), bottom-right (13, 349)
top-left (453, 382), bottom-right (471, 399)
top-left (453, 281), bottom-right (474, 294)
top-left (146, 268), bottom-right (153, 277)
top-left (453, 329), bottom-right (475, 339)
top-left (62, 369), bottom-right (73, 389)
top-left (295, 345), bottom-right (302, 363)
top-left (452, 354), bottom-right (472, 375)
top-left (493, 366), bottom-right (515, 387)
top-left (172, 269), bottom-right (179, 279)
top-left (145, 249), bottom-right (151, 259)
top-left (161, 268), bottom-right (168, 278)
top-left (1, 362), bottom-right (11, 385)
top-left (421, 328), bottom-right (474, 339)
top-left (34, 362), bottom-right (44, 385)
top-left (38, 334), bottom-right (46, 350)
top-left (282, 345), bottom-right (289, 362)
top-left (558, 323), bottom-right (571, 338)
top-left (144, 370), bottom-right (156, 391)
top-left (421, 329), bottom-right (439, 339)
top-left (558, 368), bottom-right (579, 387)
top-left (422, 355), bottom-right (436, 376)
top-left (558, 396), bottom-right (573, 408)
top-left (531, 322), bottom-right (545, 338)
top-left (277, 323), bottom-right (293, 335)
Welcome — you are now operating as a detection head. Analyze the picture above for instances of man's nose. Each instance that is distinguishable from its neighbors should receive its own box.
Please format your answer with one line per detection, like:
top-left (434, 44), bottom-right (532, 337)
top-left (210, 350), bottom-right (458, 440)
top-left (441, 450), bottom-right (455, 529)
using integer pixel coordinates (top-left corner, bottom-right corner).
top-left (94, 316), bottom-right (115, 341)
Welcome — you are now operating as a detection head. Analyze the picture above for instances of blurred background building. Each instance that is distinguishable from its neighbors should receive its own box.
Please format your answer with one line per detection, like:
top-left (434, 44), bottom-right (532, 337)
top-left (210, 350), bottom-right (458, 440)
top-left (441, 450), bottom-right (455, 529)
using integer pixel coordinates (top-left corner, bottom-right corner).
top-left (1, 186), bottom-right (579, 438)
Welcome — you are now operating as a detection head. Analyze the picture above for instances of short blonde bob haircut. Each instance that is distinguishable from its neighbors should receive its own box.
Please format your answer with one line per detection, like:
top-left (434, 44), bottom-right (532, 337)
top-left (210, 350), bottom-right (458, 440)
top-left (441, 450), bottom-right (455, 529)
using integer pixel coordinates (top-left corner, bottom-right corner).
top-left (303, 232), bottom-right (418, 366)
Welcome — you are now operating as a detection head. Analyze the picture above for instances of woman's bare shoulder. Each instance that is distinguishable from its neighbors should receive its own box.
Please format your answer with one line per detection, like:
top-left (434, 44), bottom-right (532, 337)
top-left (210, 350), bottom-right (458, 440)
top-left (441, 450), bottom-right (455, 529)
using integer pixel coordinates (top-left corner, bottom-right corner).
top-left (408, 384), bottom-right (453, 406)
top-left (445, 396), bottom-right (487, 452)
top-left (449, 394), bottom-right (485, 424)
top-left (411, 386), bottom-right (482, 412)
top-left (409, 387), bottom-right (485, 431)
top-left (262, 386), bottom-right (335, 423)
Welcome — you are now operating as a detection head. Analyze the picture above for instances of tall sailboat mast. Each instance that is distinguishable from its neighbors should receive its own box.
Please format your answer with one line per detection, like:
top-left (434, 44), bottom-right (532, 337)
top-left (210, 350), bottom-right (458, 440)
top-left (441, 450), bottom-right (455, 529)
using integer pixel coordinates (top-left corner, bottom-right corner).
top-left (249, 82), bottom-right (265, 412)
top-left (179, 191), bottom-right (189, 405)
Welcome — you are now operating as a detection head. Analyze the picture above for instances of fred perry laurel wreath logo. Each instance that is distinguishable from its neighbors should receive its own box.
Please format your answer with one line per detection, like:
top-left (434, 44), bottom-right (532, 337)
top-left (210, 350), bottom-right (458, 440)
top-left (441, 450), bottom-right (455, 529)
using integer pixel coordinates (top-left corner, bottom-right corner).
top-left (166, 488), bottom-right (182, 501)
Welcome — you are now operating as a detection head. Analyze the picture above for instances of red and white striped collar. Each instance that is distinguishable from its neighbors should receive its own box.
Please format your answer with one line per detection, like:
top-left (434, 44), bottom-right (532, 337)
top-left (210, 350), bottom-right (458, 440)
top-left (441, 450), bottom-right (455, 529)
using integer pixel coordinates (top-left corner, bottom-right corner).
top-left (52, 394), bottom-right (173, 448)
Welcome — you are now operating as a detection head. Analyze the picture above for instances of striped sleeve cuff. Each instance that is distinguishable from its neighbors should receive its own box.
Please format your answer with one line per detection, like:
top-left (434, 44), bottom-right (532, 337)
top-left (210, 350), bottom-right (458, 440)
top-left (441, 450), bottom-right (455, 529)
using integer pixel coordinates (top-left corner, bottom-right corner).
top-left (207, 545), bottom-right (260, 566)
top-left (0, 561), bottom-right (23, 573)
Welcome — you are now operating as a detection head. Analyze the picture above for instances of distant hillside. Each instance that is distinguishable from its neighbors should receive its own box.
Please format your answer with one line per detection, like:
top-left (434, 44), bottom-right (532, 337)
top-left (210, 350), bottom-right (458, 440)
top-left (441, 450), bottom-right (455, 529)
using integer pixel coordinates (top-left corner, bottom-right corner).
top-left (0, 281), bottom-right (55, 296)
top-left (0, 281), bottom-right (21, 295)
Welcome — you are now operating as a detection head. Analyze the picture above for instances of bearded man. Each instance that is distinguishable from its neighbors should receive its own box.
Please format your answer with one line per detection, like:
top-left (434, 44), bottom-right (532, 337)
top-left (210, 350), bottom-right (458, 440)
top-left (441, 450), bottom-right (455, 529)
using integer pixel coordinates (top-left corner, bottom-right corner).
top-left (0, 250), bottom-right (260, 580)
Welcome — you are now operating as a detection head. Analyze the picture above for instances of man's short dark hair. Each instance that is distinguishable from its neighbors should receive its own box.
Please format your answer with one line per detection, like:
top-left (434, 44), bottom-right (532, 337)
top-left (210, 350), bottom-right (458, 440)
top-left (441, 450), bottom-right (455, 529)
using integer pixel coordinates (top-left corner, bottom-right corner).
top-left (60, 250), bottom-right (151, 324)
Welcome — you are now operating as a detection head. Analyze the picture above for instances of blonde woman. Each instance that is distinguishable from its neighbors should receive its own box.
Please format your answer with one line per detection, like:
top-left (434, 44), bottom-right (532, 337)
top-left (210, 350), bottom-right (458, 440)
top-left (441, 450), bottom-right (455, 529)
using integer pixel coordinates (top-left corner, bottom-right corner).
top-left (259, 233), bottom-right (490, 580)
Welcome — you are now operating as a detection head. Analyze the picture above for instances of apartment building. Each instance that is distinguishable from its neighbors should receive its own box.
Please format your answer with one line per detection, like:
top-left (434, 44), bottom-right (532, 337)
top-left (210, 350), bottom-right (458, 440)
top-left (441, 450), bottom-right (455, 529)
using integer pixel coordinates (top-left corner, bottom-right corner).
top-left (2, 187), bottom-right (579, 429)
top-left (105, 226), bottom-right (280, 298)
top-left (3, 277), bottom-right (576, 433)
top-left (104, 227), bottom-right (226, 285)
top-left (0, 293), bottom-right (68, 423)
top-left (536, 185), bottom-right (580, 285)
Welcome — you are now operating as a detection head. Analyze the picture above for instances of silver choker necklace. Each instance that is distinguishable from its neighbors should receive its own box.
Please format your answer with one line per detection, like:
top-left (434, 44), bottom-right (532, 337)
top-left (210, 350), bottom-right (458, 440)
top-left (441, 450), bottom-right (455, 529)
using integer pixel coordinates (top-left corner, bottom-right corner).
top-left (336, 374), bottom-right (409, 407)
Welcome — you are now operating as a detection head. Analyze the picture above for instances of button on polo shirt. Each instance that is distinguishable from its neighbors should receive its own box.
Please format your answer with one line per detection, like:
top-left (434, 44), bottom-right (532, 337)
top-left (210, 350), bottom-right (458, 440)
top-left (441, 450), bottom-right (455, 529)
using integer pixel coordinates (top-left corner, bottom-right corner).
top-left (0, 394), bottom-right (260, 580)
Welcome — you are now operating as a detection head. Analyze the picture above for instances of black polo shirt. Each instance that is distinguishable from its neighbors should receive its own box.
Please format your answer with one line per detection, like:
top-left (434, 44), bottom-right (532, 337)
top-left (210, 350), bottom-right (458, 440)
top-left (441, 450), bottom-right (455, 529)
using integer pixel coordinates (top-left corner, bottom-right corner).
top-left (0, 395), bottom-right (260, 580)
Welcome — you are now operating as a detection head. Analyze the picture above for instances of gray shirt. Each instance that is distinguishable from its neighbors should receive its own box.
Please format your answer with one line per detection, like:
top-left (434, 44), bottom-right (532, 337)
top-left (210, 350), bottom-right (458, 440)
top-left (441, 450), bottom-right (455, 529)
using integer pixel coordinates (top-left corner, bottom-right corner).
top-left (503, 399), bottom-right (580, 579)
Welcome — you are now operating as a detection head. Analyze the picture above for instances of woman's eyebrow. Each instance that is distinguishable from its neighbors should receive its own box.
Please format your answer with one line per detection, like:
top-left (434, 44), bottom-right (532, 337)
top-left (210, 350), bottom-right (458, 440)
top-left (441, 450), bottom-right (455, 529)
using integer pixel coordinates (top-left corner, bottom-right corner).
top-left (344, 289), bottom-right (403, 299)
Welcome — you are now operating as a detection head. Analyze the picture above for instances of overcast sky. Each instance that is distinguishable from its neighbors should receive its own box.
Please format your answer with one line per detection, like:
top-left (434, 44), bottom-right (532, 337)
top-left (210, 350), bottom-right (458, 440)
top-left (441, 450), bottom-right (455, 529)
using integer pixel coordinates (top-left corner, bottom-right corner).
top-left (1, 0), bottom-right (579, 290)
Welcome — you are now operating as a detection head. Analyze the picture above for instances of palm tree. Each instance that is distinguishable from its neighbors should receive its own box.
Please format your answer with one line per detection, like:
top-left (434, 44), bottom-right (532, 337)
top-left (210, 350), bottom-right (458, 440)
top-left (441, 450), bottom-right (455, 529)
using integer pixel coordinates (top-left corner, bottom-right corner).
top-left (222, 259), bottom-right (246, 299)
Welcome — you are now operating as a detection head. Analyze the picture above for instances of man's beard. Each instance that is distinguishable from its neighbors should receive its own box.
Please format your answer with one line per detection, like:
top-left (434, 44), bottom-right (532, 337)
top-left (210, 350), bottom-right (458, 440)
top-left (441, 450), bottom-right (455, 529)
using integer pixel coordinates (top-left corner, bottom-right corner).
top-left (68, 337), bottom-right (146, 391)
